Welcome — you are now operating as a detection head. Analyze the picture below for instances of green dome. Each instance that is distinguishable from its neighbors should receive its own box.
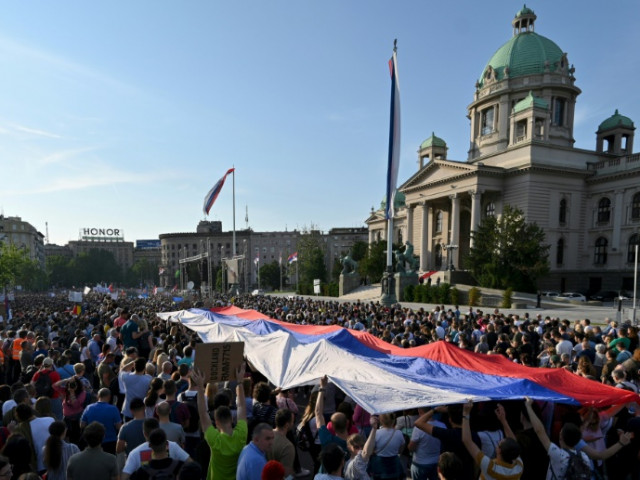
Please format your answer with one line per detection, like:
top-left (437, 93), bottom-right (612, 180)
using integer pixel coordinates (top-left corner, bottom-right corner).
top-left (598, 109), bottom-right (634, 132)
top-left (513, 91), bottom-right (548, 113)
top-left (479, 32), bottom-right (564, 87)
top-left (515, 5), bottom-right (535, 17)
top-left (380, 190), bottom-right (406, 211)
top-left (420, 132), bottom-right (447, 149)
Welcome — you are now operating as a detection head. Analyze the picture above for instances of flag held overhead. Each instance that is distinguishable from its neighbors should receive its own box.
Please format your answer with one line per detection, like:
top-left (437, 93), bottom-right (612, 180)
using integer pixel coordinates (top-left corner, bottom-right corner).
top-left (203, 168), bottom-right (235, 215)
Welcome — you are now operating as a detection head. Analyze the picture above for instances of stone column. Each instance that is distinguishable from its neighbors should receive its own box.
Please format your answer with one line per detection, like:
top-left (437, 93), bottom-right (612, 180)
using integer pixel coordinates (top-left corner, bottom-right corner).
top-left (470, 190), bottom-right (482, 248)
top-left (368, 228), bottom-right (373, 246)
top-left (427, 205), bottom-right (434, 270)
top-left (420, 202), bottom-right (429, 271)
top-left (450, 194), bottom-right (460, 268)
top-left (612, 189), bottom-right (624, 250)
top-left (406, 205), bottom-right (414, 246)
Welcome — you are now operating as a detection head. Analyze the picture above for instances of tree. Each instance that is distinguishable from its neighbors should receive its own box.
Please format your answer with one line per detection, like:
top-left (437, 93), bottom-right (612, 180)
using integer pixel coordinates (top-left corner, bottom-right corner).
top-left (47, 255), bottom-right (73, 288)
top-left (70, 249), bottom-right (122, 286)
top-left (0, 243), bottom-right (31, 292)
top-left (466, 205), bottom-right (549, 292)
top-left (359, 240), bottom-right (399, 284)
top-left (259, 262), bottom-right (281, 291)
top-left (297, 229), bottom-right (327, 286)
top-left (127, 258), bottom-right (160, 287)
top-left (350, 241), bottom-right (368, 262)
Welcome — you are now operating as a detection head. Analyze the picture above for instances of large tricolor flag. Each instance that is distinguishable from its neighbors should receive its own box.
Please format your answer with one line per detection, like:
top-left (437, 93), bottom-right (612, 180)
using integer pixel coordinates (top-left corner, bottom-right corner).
top-left (287, 252), bottom-right (298, 264)
top-left (203, 168), bottom-right (235, 215)
top-left (157, 307), bottom-right (640, 413)
top-left (385, 42), bottom-right (401, 220)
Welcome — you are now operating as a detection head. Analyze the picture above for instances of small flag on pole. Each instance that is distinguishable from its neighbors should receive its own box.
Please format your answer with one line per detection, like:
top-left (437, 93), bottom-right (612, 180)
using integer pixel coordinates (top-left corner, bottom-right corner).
top-left (385, 41), bottom-right (401, 220)
top-left (288, 252), bottom-right (298, 264)
top-left (203, 168), bottom-right (235, 215)
top-left (254, 254), bottom-right (259, 266)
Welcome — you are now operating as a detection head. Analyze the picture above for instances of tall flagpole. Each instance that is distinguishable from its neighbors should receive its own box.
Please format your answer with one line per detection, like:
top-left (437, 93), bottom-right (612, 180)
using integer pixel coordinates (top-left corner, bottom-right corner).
top-left (381, 40), bottom-right (400, 306)
top-left (232, 167), bottom-right (236, 256)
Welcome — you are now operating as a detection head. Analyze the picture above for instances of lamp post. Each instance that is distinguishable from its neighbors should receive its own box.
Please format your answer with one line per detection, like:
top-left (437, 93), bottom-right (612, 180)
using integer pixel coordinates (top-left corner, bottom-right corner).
top-left (442, 243), bottom-right (458, 271)
top-left (220, 246), bottom-right (225, 294)
top-left (634, 241), bottom-right (638, 325)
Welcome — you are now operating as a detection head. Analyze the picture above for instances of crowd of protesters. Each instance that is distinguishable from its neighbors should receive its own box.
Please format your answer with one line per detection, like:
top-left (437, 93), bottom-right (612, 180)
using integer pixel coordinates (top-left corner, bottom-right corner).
top-left (0, 291), bottom-right (636, 480)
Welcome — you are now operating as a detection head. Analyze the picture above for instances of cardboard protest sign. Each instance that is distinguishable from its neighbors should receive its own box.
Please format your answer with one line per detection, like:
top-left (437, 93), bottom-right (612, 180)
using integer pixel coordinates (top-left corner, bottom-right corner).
top-left (195, 342), bottom-right (244, 383)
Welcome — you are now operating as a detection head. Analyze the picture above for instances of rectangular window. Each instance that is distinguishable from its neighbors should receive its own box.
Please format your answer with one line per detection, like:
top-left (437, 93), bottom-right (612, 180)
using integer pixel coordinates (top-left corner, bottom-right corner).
top-left (553, 98), bottom-right (565, 126)
top-left (481, 107), bottom-right (495, 135)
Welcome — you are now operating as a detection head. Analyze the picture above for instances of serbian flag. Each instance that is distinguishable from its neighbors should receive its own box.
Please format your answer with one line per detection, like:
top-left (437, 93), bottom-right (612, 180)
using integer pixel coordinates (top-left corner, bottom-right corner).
top-left (385, 43), bottom-right (401, 220)
top-left (108, 284), bottom-right (114, 293)
top-left (254, 254), bottom-right (259, 266)
top-left (288, 252), bottom-right (298, 264)
top-left (203, 168), bottom-right (235, 215)
top-left (153, 286), bottom-right (158, 295)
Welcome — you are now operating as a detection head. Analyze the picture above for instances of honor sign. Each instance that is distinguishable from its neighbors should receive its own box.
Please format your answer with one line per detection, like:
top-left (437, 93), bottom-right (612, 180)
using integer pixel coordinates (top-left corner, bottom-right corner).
top-left (80, 228), bottom-right (123, 239)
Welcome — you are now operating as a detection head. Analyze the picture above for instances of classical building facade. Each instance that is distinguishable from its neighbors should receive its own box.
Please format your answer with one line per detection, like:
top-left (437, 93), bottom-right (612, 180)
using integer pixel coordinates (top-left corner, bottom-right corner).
top-left (366, 6), bottom-right (638, 294)
top-left (0, 215), bottom-right (45, 267)
top-left (159, 222), bottom-right (367, 289)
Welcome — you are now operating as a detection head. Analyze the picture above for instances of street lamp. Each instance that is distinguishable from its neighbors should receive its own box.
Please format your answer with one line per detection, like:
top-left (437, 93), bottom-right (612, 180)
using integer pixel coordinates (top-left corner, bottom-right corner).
top-left (634, 238), bottom-right (638, 325)
top-left (441, 243), bottom-right (458, 271)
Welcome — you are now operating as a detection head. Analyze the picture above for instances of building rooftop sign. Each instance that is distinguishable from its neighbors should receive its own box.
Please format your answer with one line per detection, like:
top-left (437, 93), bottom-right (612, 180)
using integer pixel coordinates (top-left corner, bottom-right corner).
top-left (79, 228), bottom-right (124, 241)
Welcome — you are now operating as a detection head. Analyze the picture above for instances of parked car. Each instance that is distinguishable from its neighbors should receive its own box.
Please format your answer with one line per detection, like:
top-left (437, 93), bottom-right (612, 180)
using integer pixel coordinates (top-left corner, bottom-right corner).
top-left (251, 289), bottom-right (265, 296)
top-left (555, 292), bottom-right (587, 302)
top-left (541, 291), bottom-right (560, 298)
top-left (590, 290), bottom-right (630, 301)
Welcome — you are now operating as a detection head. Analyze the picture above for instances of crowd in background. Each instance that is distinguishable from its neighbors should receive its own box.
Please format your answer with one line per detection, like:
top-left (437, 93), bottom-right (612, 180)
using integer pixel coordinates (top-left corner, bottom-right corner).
top-left (0, 292), bottom-right (635, 480)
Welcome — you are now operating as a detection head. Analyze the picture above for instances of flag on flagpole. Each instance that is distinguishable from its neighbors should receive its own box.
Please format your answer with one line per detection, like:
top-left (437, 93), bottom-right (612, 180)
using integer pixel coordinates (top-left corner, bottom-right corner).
top-left (203, 168), bottom-right (235, 215)
top-left (153, 286), bottom-right (158, 295)
top-left (385, 42), bottom-right (401, 220)
top-left (279, 251), bottom-right (282, 266)
top-left (254, 254), bottom-right (259, 266)
top-left (288, 252), bottom-right (298, 264)
top-left (159, 267), bottom-right (165, 276)
top-left (108, 284), bottom-right (114, 293)
top-left (72, 304), bottom-right (81, 315)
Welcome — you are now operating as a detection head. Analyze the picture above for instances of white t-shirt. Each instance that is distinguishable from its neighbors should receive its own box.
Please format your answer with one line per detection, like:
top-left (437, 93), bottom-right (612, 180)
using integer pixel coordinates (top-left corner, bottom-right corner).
top-left (546, 443), bottom-right (591, 480)
top-left (31, 416), bottom-right (55, 472)
top-left (122, 440), bottom-right (190, 474)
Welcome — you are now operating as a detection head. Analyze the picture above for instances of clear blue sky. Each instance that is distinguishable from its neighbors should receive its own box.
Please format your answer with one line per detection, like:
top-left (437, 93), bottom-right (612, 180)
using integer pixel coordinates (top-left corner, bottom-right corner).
top-left (1, 1), bottom-right (638, 245)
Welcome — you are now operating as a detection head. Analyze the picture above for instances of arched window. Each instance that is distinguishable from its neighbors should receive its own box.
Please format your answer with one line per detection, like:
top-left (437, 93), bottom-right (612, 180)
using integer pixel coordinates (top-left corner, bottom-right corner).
top-left (556, 238), bottom-right (564, 266)
top-left (594, 237), bottom-right (608, 265)
top-left (628, 234), bottom-right (640, 263)
top-left (435, 211), bottom-right (443, 233)
top-left (559, 198), bottom-right (567, 225)
top-left (597, 197), bottom-right (611, 223)
top-left (485, 202), bottom-right (496, 218)
top-left (632, 193), bottom-right (640, 220)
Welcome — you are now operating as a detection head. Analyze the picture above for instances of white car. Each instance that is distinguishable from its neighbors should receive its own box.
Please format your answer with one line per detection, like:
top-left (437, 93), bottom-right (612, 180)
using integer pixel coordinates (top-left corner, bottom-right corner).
top-left (541, 291), bottom-right (560, 298)
top-left (555, 292), bottom-right (587, 302)
top-left (251, 289), bottom-right (265, 296)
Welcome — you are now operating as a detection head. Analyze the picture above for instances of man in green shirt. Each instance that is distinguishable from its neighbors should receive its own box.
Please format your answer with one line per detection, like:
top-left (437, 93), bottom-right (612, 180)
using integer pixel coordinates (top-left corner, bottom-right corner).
top-left (192, 364), bottom-right (247, 480)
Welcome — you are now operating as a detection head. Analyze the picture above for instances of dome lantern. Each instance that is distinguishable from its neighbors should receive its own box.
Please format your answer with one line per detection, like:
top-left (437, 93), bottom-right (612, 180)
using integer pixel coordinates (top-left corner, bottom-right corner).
top-left (512, 5), bottom-right (537, 35)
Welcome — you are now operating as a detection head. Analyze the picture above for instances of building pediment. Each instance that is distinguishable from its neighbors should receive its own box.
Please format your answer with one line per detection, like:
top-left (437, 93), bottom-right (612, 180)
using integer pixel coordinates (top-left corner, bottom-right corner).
top-left (400, 159), bottom-right (485, 192)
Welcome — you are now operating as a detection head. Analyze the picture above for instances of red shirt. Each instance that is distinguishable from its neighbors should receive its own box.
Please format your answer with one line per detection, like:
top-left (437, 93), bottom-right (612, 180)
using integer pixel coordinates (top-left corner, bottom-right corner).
top-left (31, 368), bottom-right (62, 399)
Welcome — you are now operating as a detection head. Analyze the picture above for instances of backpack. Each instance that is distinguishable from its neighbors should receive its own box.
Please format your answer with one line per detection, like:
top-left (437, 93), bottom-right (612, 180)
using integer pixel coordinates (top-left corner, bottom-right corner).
top-left (551, 449), bottom-right (591, 480)
top-left (177, 392), bottom-right (200, 434)
top-left (34, 370), bottom-right (54, 397)
top-left (140, 458), bottom-right (182, 480)
top-left (295, 420), bottom-right (317, 452)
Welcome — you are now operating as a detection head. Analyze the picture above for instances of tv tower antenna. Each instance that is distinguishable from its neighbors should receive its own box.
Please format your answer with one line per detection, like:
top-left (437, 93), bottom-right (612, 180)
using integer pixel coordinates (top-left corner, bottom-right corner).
top-left (245, 205), bottom-right (249, 229)
top-left (45, 222), bottom-right (50, 244)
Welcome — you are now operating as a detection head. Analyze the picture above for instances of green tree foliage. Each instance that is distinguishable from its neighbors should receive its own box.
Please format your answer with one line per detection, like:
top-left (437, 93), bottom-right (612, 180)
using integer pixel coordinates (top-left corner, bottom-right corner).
top-left (358, 240), bottom-right (400, 284)
top-left (0, 243), bottom-right (32, 291)
top-left (259, 261), bottom-right (281, 291)
top-left (297, 230), bottom-right (327, 285)
top-left (47, 255), bottom-right (73, 287)
top-left (350, 241), bottom-right (368, 262)
top-left (69, 249), bottom-right (122, 286)
top-left (466, 205), bottom-right (549, 292)
top-left (126, 258), bottom-right (160, 287)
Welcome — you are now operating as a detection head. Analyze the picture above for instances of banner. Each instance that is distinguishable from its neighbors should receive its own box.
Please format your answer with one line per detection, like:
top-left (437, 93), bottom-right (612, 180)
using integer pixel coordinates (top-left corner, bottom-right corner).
top-left (195, 342), bottom-right (245, 383)
top-left (68, 291), bottom-right (83, 302)
top-left (226, 258), bottom-right (239, 284)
